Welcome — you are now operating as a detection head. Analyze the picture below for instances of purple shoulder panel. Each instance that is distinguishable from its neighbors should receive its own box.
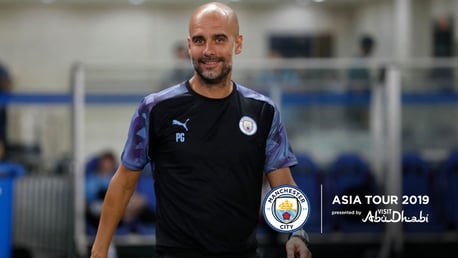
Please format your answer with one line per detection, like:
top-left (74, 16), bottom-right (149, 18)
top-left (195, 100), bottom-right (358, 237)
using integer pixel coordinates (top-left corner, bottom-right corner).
top-left (121, 83), bottom-right (188, 170)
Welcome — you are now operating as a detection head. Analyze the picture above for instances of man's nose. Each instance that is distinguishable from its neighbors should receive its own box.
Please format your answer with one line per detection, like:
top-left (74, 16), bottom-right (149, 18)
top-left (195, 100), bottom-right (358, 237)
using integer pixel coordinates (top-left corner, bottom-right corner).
top-left (203, 41), bottom-right (216, 56)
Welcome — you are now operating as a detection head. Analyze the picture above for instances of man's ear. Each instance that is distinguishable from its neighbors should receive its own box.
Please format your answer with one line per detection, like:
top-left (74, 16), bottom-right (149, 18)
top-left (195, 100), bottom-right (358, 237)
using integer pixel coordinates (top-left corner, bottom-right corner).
top-left (235, 35), bottom-right (243, 55)
top-left (187, 37), bottom-right (192, 56)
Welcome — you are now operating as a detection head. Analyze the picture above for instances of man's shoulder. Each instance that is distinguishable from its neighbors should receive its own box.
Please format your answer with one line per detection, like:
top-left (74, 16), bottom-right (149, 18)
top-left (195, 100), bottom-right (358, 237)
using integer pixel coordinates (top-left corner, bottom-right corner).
top-left (235, 83), bottom-right (276, 107)
top-left (141, 82), bottom-right (189, 108)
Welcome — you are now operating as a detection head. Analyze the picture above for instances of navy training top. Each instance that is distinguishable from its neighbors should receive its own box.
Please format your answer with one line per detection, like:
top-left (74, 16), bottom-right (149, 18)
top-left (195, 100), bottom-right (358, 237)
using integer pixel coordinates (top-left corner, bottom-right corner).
top-left (121, 81), bottom-right (297, 255)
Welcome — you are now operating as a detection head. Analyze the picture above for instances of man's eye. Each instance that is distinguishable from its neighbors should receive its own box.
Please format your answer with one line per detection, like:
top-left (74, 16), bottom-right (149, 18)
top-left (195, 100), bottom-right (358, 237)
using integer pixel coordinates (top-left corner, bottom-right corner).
top-left (194, 38), bottom-right (204, 44)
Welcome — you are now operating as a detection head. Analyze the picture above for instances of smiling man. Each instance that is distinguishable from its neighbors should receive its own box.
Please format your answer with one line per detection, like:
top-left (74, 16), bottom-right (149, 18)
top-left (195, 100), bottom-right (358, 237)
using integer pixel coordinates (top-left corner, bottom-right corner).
top-left (90, 2), bottom-right (311, 258)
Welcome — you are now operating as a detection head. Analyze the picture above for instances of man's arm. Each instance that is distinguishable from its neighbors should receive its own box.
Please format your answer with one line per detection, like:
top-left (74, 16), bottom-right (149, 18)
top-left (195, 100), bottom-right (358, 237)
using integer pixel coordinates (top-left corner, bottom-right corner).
top-left (266, 167), bottom-right (296, 187)
top-left (90, 164), bottom-right (142, 258)
top-left (267, 167), bottom-right (312, 258)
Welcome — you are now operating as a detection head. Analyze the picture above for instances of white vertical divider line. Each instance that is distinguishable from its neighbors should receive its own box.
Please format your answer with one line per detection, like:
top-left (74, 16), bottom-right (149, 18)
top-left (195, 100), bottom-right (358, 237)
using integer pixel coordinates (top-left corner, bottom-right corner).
top-left (320, 183), bottom-right (323, 234)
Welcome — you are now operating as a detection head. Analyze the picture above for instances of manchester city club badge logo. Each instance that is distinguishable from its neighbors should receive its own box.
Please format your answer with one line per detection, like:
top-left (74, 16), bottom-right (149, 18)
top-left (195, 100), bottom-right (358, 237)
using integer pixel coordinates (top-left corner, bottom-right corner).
top-left (262, 185), bottom-right (310, 233)
top-left (239, 116), bottom-right (257, 136)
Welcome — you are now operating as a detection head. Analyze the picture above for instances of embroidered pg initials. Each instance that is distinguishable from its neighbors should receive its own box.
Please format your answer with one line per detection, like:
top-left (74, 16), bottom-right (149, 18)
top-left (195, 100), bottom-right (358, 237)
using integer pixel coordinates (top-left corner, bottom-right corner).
top-left (176, 132), bottom-right (185, 143)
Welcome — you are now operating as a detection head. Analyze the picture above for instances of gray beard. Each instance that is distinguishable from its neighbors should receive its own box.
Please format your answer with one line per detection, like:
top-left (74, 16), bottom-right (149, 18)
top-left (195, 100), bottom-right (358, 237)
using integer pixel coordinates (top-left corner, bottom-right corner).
top-left (193, 61), bottom-right (232, 85)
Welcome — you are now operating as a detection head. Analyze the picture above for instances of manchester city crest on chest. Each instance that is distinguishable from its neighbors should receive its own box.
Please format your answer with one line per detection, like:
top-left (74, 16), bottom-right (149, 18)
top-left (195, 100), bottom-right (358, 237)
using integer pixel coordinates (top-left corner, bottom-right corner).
top-left (239, 116), bottom-right (257, 136)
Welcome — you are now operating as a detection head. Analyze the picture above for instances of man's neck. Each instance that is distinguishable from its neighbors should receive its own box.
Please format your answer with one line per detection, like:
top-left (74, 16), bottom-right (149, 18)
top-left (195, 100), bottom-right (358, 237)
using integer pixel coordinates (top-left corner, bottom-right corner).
top-left (189, 76), bottom-right (233, 99)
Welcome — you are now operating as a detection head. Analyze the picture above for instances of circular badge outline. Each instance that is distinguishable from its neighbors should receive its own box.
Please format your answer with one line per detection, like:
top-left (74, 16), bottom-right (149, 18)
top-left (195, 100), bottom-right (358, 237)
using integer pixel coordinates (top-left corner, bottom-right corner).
top-left (262, 184), bottom-right (310, 233)
top-left (239, 116), bottom-right (257, 136)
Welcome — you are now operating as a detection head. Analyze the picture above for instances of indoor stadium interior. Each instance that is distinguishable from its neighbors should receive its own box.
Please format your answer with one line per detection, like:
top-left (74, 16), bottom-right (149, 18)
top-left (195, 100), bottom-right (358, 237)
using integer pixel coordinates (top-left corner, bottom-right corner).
top-left (0, 0), bottom-right (457, 258)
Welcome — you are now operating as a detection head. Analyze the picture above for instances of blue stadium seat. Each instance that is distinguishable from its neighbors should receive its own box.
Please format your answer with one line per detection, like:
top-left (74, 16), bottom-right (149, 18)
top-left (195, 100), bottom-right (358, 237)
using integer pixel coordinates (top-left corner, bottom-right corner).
top-left (438, 151), bottom-right (458, 230)
top-left (401, 153), bottom-right (445, 232)
top-left (325, 153), bottom-right (383, 233)
top-left (291, 154), bottom-right (322, 233)
top-left (136, 165), bottom-right (156, 212)
top-left (134, 164), bottom-right (157, 235)
top-left (85, 155), bottom-right (103, 236)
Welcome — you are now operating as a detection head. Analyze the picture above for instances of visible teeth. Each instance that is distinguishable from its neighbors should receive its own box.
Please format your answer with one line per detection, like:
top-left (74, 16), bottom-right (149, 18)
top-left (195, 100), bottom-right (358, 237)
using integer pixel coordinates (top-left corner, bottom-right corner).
top-left (201, 58), bottom-right (220, 63)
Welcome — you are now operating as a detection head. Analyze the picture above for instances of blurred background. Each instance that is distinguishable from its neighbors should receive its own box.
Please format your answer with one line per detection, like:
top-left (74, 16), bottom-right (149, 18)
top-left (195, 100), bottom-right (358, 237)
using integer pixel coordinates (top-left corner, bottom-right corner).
top-left (0, 0), bottom-right (457, 257)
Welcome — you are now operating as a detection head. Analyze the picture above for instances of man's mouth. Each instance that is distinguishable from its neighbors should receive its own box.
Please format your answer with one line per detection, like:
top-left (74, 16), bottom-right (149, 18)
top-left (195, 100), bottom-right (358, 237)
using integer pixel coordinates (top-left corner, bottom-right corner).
top-left (199, 57), bottom-right (223, 66)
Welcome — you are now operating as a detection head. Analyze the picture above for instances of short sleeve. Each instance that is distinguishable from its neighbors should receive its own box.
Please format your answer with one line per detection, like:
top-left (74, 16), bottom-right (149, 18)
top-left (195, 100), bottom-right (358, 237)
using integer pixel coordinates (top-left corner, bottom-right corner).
top-left (121, 98), bottom-right (151, 171)
top-left (264, 106), bottom-right (297, 173)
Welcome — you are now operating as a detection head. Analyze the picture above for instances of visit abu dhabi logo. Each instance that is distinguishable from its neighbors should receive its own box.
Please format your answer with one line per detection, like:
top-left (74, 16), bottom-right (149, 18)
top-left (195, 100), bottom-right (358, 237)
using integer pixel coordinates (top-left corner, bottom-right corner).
top-left (262, 185), bottom-right (310, 233)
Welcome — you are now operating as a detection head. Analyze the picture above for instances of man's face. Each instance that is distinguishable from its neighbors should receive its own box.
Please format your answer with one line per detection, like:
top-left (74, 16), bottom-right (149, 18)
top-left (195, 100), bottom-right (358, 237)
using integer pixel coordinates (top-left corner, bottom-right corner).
top-left (187, 11), bottom-right (242, 84)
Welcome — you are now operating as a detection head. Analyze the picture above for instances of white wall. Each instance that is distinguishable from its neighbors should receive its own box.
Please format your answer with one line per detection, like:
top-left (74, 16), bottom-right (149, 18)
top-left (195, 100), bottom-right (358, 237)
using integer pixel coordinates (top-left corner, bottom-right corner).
top-left (0, 5), bottom-right (186, 91)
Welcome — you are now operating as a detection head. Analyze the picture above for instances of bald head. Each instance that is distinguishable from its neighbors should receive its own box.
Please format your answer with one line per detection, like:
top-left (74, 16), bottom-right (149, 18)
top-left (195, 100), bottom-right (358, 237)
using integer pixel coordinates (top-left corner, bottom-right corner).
top-left (189, 2), bottom-right (240, 37)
